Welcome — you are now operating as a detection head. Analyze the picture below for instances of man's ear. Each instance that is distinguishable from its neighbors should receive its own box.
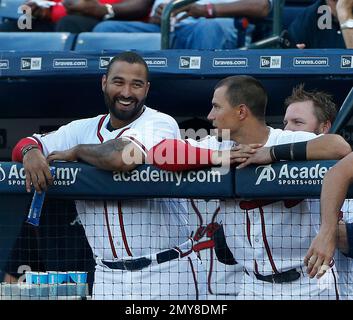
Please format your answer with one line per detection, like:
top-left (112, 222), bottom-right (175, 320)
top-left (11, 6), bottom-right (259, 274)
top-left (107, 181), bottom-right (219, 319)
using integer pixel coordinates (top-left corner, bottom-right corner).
top-left (238, 104), bottom-right (248, 120)
top-left (145, 81), bottom-right (150, 97)
top-left (322, 121), bottom-right (332, 134)
top-left (102, 74), bottom-right (107, 92)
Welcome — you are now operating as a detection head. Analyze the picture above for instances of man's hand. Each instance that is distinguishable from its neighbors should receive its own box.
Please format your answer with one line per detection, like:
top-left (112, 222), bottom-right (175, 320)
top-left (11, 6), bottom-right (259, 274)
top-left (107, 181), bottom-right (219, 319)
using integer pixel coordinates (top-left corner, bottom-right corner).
top-left (64, 0), bottom-right (106, 19)
top-left (47, 147), bottom-right (79, 163)
top-left (304, 228), bottom-right (337, 279)
top-left (148, 2), bottom-right (165, 24)
top-left (211, 143), bottom-right (262, 166)
top-left (23, 148), bottom-right (53, 193)
top-left (236, 146), bottom-right (273, 169)
top-left (174, 4), bottom-right (207, 18)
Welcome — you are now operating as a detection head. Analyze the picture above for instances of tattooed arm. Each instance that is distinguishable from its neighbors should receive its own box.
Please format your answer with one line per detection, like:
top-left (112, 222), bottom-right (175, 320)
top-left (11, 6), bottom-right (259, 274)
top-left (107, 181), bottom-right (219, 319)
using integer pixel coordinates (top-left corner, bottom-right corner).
top-left (47, 138), bottom-right (144, 171)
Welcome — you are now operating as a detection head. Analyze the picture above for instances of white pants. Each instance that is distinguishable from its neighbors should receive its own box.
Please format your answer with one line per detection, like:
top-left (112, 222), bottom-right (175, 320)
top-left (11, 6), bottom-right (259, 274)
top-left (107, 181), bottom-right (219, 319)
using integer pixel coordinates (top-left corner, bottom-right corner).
top-left (335, 250), bottom-right (353, 300)
top-left (92, 252), bottom-right (207, 300)
top-left (236, 267), bottom-right (339, 300)
top-left (206, 260), bottom-right (244, 300)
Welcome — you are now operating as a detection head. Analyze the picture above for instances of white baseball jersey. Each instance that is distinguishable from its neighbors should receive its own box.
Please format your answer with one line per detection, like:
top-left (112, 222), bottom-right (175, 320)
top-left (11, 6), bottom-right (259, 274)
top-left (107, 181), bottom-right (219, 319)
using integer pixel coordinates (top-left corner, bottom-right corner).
top-left (33, 107), bottom-right (207, 300)
top-left (335, 200), bottom-right (353, 300)
top-left (188, 127), bottom-right (339, 299)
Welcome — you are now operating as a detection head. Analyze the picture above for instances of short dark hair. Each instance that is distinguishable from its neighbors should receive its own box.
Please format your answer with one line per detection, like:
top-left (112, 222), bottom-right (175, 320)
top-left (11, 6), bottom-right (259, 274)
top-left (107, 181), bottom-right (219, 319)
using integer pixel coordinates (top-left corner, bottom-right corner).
top-left (106, 51), bottom-right (149, 79)
top-left (284, 84), bottom-right (337, 124)
top-left (214, 75), bottom-right (268, 121)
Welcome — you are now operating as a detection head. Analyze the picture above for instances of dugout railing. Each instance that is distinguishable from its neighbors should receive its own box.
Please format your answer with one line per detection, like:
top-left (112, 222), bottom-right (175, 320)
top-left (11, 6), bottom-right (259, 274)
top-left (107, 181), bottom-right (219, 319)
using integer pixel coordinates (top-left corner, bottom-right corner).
top-left (0, 160), bottom-right (352, 300)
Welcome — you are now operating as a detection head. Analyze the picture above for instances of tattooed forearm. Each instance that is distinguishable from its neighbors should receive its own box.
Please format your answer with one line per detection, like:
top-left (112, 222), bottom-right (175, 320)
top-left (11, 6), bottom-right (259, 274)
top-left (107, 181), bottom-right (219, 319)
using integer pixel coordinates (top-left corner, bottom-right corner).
top-left (76, 138), bottom-right (143, 171)
top-left (99, 139), bottom-right (131, 156)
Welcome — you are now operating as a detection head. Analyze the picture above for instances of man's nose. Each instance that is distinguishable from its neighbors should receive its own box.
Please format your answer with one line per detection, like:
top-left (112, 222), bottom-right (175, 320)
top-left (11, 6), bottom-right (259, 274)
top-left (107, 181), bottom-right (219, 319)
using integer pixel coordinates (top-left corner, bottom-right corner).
top-left (207, 109), bottom-right (215, 121)
top-left (121, 85), bottom-right (132, 97)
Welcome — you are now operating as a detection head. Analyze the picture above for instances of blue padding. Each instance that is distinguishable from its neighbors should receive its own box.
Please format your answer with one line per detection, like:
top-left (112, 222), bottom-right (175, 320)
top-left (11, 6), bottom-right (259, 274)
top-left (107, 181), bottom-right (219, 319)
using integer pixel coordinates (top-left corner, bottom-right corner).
top-left (3, 160), bottom-right (353, 200)
top-left (235, 160), bottom-right (344, 199)
top-left (0, 162), bottom-right (234, 199)
top-left (0, 0), bottom-right (24, 19)
top-left (74, 32), bottom-right (161, 51)
top-left (0, 32), bottom-right (75, 51)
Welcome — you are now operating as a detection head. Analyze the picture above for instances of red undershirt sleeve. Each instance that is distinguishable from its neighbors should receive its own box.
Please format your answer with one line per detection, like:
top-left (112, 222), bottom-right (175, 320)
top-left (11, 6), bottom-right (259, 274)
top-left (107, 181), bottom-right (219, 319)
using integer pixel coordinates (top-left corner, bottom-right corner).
top-left (12, 137), bottom-right (43, 162)
top-left (146, 139), bottom-right (214, 171)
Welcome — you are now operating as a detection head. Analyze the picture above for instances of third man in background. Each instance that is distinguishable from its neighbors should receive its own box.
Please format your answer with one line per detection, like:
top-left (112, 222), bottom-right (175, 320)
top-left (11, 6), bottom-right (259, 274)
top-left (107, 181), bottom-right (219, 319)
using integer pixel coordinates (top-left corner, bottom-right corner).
top-left (283, 84), bottom-right (353, 300)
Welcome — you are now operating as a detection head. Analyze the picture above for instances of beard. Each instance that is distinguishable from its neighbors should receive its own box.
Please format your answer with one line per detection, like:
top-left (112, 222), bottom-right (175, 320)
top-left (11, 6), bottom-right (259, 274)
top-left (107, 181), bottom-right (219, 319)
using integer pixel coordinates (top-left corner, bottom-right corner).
top-left (104, 91), bottom-right (146, 121)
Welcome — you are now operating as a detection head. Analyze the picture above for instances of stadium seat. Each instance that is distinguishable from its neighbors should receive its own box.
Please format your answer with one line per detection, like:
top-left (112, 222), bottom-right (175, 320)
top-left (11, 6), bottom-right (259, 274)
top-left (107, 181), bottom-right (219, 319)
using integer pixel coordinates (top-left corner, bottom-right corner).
top-left (0, 0), bottom-right (26, 20)
top-left (74, 32), bottom-right (161, 51)
top-left (0, 32), bottom-right (75, 51)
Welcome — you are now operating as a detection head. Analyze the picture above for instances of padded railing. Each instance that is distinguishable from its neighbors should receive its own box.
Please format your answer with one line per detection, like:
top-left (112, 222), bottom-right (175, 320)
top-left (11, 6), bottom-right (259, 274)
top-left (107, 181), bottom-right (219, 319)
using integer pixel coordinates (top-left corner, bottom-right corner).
top-left (0, 32), bottom-right (75, 51)
top-left (74, 32), bottom-right (161, 51)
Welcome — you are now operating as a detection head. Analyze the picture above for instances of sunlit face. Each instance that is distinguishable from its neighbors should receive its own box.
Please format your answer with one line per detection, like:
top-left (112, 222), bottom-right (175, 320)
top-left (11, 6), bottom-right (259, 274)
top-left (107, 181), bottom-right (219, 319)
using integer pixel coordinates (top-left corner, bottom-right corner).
top-left (207, 86), bottom-right (240, 138)
top-left (102, 61), bottom-right (150, 122)
top-left (284, 100), bottom-right (328, 134)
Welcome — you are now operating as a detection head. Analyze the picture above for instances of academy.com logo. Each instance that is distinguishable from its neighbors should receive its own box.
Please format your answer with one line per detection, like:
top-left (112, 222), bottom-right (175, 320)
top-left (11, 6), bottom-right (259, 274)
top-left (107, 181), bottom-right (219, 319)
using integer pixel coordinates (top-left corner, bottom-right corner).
top-left (0, 165), bottom-right (6, 182)
top-left (0, 165), bottom-right (80, 186)
top-left (255, 164), bottom-right (330, 186)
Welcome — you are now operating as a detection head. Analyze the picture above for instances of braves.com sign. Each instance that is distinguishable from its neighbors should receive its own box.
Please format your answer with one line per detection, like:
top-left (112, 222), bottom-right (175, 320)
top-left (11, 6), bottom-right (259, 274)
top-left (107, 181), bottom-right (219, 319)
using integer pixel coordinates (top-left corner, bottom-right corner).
top-left (254, 164), bottom-right (330, 186)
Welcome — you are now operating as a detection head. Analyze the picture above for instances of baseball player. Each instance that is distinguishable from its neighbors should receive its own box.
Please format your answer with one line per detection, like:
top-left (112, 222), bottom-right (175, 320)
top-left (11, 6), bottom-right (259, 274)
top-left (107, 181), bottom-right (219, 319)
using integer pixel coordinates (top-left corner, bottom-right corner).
top-left (12, 51), bottom-right (206, 300)
top-left (147, 75), bottom-right (351, 299)
top-left (283, 84), bottom-right (353, 300)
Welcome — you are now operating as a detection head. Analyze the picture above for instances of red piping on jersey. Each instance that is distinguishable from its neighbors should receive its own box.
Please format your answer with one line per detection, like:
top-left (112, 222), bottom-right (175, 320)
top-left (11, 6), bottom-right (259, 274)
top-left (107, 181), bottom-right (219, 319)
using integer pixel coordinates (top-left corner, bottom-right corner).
top-left (118, 201), bottom-right (133, 257)
top-left (31, 136), bottom-right (43, 151)
top-left (97, 115), bottom-right (108, 143)
top-left (208, 248), bottom-right (215, 295)
top-left (103, 201), bottom-right (118, 259)
top-left (115, 128), bottom-right (130, 139)
top-left (125, 135), bottom-right (148, 154)
top-left (332, 268), bottom-right (340, 300)
top-left (254, 261), bottom-right (259, 274)
top-left (191, 199), bottom-right (203, 226)
top-left (259, 207), bottom-right (279, 274)
top-left (188, 257), bottom-right (199, 300)
top-left (246, 212), bottom-right (252, 246)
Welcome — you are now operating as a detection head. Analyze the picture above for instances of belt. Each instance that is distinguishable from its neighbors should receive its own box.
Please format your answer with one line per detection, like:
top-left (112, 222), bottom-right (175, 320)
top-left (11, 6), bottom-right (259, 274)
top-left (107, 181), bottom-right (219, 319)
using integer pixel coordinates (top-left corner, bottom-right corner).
top-left (255, 268), bottom-right (301, 284)
top-left (100, 248), bottom-right (180, 271)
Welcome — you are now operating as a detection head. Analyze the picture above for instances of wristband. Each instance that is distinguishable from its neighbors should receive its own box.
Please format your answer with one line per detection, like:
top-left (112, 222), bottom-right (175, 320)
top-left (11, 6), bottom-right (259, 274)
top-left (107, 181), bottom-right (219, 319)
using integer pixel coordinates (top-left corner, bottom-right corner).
top-left (22, 144), bottom-right (39, 157)
top-left (269, 146), bottom-right (277, 161)
top-left (291, 141), bottom-right (307, 160)
top-left (272, 143), bottom-right (291, 161)
top-left (272, 141), bottom-right (308, 161)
